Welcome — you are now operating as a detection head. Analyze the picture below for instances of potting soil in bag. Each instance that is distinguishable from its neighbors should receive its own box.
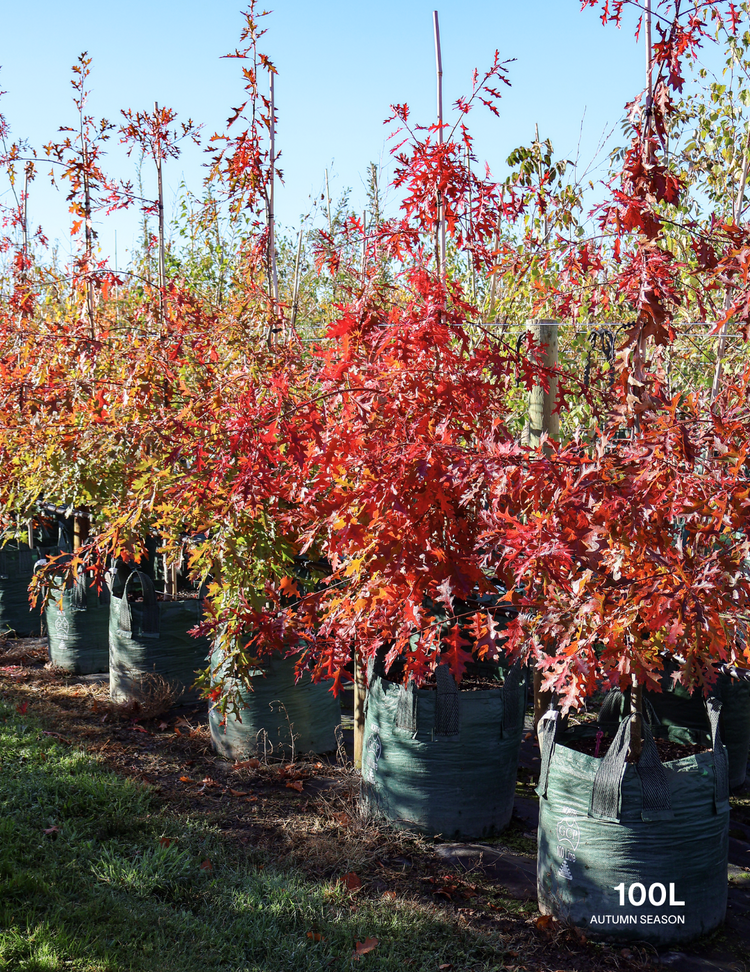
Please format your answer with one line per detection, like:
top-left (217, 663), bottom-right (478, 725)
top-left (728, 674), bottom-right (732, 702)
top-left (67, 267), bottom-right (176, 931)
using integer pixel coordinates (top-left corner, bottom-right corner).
top-left (646, 671), bottom-right (750, 789)
top-left (209, 650), bottom-right (341, 759)
top-left (361, 663), bottom-right (526, 839)
top-left (536, 704), bottom-right (729, 945)
top-left (109, 570), bottom-right (209, 702)
top-left (47, 570), bottom-right (110, 674)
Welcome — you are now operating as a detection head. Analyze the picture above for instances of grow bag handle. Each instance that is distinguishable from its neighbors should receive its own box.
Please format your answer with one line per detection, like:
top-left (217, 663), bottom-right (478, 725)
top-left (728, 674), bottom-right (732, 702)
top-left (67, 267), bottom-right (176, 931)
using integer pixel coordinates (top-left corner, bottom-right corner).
top-left (590, 715), bottom-right (673, 822)
top-left (69, 564), bottom-right (90, 613)
top-left (598, 687), bottom-right (661, 734)
top-left (119, 569), bottom-right (160, 638)
top-left (706, 697), bottom-right (730, 812)
top-left (395, 678), bottom-right (418, 736)
top-left (536, 708), bottom-right (559, 799)
top-left (434, 664), bottom-right (460, 736)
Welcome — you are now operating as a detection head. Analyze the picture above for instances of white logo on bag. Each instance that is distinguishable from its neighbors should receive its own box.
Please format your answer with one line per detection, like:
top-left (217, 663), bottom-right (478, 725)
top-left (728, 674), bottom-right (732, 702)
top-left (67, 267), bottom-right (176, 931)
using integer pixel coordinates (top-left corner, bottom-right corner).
top-left (555, 806), bottom-right (579, 879)
top-left (55, 613), bottom-right (70, 650)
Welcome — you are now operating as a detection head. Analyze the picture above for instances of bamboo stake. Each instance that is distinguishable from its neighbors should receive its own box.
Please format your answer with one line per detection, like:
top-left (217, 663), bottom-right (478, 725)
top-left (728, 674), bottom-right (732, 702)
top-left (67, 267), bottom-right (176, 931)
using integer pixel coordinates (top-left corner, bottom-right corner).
top-left (290, 221), bottom-right (304, 330)
top-left (154, 102), bottom-right (167, 330)
top-left (268, 72), bottom-right (279, 314)
top-left (82, 155), bottom-right (95, 338)
top-left (361, 209), bottom-right (367, 287)
top-left (487, 220), bottom-right (501, 321)
top-left (353, 649), bottom-right (366, 769)
top-left (324, 168), bottom-right (333, 235)
top-left (712, 119), bottom-right (750, 401)
top-left (645, 0), bottom-right (653, 122)
top-left (535, 124), bottom-right (549, 245)
top-left (433, 11), bottom-right (446, 282)
top-left (465, 145), bottom-right (475, 300)
top-left (21, 166), bottom-right (29, 277)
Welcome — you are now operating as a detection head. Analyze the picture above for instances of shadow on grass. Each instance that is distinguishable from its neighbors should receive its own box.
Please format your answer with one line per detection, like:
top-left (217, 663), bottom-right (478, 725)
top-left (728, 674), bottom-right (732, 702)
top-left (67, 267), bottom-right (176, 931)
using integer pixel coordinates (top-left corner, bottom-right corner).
top-left (0, 701), bottom-right (518, 972)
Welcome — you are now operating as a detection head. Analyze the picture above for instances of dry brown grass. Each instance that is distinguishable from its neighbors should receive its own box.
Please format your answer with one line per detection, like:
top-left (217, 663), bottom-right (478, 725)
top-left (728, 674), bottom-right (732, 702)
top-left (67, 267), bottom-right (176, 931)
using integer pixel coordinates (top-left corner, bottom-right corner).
top-left (106, 672), bottom-right (184, 721)
top-left (0, 636), bottom-right (49, 665)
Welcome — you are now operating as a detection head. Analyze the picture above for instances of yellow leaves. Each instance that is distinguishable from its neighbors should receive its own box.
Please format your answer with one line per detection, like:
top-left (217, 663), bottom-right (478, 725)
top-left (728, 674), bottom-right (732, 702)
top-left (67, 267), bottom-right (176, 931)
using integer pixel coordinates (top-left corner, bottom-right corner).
top-left (343, 557), bottom-right (363, 578)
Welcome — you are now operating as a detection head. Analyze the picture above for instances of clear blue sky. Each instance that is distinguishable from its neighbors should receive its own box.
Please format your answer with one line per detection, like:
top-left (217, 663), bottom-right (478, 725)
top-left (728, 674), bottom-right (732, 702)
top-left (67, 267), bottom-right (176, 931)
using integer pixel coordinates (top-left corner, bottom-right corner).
top-left (0, 1), bottom-right (713, 264)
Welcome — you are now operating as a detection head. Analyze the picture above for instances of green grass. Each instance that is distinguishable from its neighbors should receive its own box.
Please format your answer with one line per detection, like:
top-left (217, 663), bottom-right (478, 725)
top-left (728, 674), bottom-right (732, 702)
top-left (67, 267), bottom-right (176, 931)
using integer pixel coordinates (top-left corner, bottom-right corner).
top-left (0, 700), bottom-right (515, 972)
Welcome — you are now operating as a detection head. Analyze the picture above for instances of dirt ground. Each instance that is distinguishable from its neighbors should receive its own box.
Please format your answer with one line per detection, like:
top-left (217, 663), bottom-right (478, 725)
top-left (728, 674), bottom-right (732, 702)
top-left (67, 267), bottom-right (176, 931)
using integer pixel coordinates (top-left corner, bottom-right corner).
top-left (1, 637), bottom-right (748, 972)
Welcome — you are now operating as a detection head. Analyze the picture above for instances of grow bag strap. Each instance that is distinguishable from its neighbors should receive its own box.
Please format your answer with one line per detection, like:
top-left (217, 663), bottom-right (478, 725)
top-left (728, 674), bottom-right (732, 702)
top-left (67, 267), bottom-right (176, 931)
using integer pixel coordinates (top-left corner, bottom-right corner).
top-left (434, 664), bottom-right (459, 736)
top-left (536, 709), bottom-right (559, 799)
top-left (71, 571), bottom-right (88, 612)
top-left (590, 716), bottom-right (672, 822)
top-left (598, 688), bottom-right (662, 735)
top-left (396, 678), bottom-right (418, 736)
top-left (119, 570), bottom-right (159, 637)
top-left (502, 661), bottom-right (524, 734)
top-left (706, 697), bottom-right (729, 811)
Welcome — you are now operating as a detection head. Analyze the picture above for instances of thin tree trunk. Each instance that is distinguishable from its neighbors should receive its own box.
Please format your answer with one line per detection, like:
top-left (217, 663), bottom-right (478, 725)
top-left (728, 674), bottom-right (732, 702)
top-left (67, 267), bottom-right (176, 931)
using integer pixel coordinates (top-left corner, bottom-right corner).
top-left (433, 11), bottom-right (446, 283)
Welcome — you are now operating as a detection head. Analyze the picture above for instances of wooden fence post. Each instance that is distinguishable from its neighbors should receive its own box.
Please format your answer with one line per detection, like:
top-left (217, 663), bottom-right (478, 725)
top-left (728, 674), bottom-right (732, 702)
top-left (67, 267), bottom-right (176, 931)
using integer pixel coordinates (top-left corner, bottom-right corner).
top-left (528, 320), bottom-right (559, 729)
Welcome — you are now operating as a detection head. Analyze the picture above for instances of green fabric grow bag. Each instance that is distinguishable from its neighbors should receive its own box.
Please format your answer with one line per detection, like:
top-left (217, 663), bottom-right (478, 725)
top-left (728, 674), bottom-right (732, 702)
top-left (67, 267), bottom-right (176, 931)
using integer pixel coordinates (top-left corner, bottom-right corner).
top-left (0, 546), bottom-right (47, 637)
top-left (209, 651), bottom-right (341, 759)
top-left (109, 570), bottom-right (209, 702)
top-left (536, 705), bottom-right (730, 945)
top-left (361, 663), bottom-right (526, 839)
top-left (46, 571), bottom-right (110, 674)
top-left (645, 672), bottom-right (750, 790)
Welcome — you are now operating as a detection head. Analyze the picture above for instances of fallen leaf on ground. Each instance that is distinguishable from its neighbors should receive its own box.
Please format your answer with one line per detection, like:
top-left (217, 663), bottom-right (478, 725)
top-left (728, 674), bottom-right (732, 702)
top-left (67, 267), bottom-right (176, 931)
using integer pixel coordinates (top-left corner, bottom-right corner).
top-left (16, 702), bottom-right (28, 715)
top-left (306, 931), bottom-right (325, 942)
top-left (245, 795), bottom-right (258, 802)
top-left (351, 937), bottom-right (378, 960)
top-left (179, 776), bottom-right (194, 784)
top-left (42, 731), bottom-right (71, 745)
top-left (160, 837), bottom-right (173, 848)
top-left (200, 859), bottom-right (213, 871)
top-left (233, 758), bottom-right (260, 770)
top-left (228, 788), bottom-right (248, 797)
top-left (43, 826), bottom-right (61, 836)
top-left (157, 720), bottom-right (168, 730)
top-left (333, 812), bottom-right (351, 827)
top-left (339, 872), bottom-right (362, 891)
top-left (286, 780), bottom-right (304, 792)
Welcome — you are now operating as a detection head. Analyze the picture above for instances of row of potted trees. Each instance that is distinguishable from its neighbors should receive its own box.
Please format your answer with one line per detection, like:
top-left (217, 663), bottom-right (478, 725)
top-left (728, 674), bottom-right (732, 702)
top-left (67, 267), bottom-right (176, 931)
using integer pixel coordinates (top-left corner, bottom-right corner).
top-left (0, 0), bottom-right (749, 949)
